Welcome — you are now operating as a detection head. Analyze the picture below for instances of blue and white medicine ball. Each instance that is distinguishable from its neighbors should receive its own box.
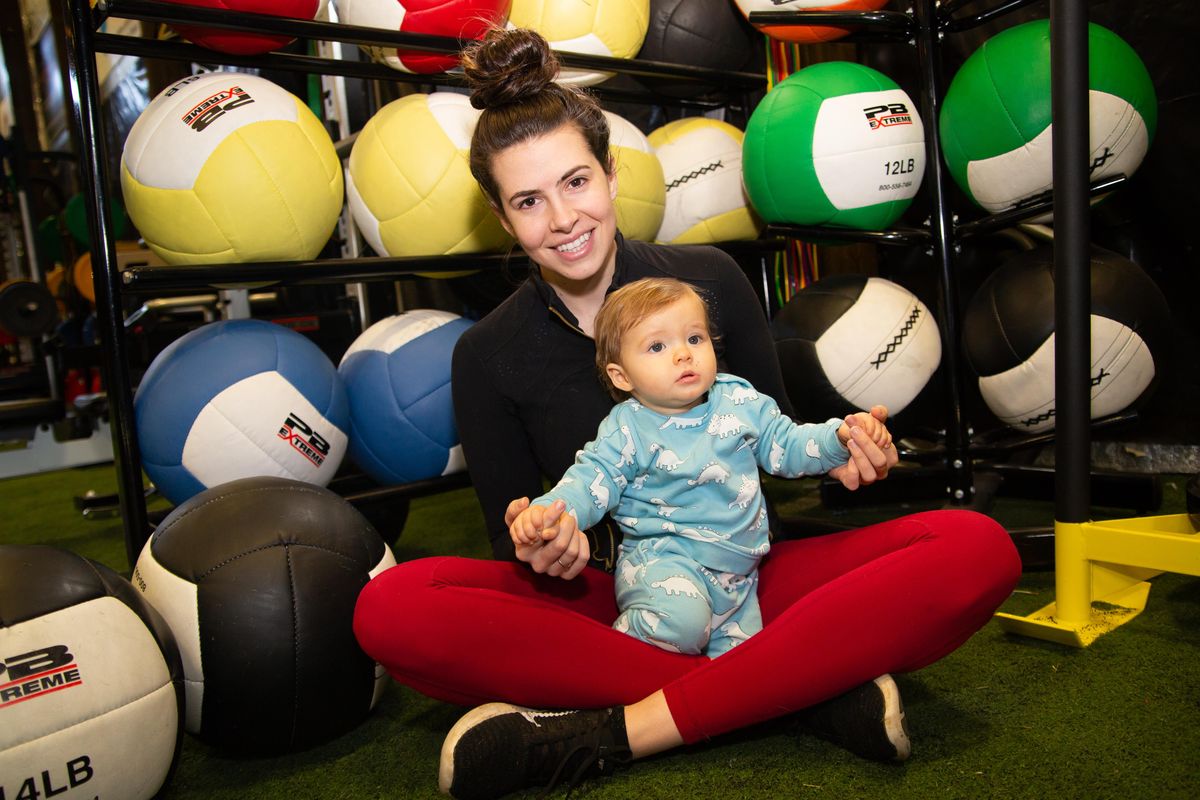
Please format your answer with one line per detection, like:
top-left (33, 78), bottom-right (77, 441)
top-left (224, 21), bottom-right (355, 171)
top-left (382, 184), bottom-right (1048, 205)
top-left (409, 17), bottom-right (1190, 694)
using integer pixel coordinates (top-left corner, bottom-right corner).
top-left (338, 309), bottom-right (473, 485)
top-left (135, 319), bottom-right (349, 505)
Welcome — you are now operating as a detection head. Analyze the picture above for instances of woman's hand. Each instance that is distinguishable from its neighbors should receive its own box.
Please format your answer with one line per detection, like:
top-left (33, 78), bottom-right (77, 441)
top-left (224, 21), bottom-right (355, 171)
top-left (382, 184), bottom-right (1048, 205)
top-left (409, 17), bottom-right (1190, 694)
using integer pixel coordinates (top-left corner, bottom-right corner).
top-left (504, 497), bottom-right (591, 580)
top-left (827, 405), bottom-right (898, 490)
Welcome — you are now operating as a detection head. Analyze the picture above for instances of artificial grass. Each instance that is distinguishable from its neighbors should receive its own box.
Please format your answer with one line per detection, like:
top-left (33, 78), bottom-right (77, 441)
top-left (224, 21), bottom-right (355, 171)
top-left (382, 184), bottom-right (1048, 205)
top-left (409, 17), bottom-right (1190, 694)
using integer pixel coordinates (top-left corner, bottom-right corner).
top-left (2, 465), bottom-right (1198, 799)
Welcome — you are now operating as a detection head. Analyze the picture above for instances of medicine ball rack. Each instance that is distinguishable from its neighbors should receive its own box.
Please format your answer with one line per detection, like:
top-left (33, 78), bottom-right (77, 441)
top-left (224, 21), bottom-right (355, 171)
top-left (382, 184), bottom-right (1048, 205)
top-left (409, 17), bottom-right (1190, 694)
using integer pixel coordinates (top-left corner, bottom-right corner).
top-left (746, 1), bottom-right (1160, 565)
top-left (61, 0), bottom-right (782, 567)
top-left (62, 0), bottom-right (1159, 572)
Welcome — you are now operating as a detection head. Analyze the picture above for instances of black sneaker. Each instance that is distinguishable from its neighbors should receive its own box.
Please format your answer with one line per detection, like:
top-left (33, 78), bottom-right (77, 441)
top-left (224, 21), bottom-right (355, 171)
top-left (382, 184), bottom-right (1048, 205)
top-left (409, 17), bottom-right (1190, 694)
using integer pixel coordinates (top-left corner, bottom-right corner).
top-left (796, 674), bottom-right (911, 762)
top-left (438, 703), bottom-right (633, 799)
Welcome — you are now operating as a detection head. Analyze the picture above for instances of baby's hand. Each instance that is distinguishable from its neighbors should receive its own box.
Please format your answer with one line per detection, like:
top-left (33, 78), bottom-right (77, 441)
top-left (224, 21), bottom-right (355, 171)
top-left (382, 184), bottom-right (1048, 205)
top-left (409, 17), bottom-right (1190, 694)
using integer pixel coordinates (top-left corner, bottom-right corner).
top-left (838, 410), bottom-right (891, 450)
top-left (509, 503), bottom-right (559, 547)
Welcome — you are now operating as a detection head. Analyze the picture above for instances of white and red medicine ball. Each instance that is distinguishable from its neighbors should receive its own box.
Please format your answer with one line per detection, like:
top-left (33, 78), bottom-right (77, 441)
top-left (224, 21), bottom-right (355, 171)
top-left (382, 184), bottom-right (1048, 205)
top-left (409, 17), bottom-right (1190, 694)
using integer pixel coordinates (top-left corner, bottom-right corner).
top-left (771, 275), bottom-right (942, 420)
top-left (962, 246), bottom-right (1170, 433)
top-left (0, 545), bottom-right (183, 800)
top-left (161, 0), bottom-right (323, 55)
top-left (132, 477), bottom-right (397, 754)
top-left (134, 319), bottom-right (350, 506)
top-left (336, 0), bottom-right (512, 73)
top-left (339, 309), bottom-right (473, 485)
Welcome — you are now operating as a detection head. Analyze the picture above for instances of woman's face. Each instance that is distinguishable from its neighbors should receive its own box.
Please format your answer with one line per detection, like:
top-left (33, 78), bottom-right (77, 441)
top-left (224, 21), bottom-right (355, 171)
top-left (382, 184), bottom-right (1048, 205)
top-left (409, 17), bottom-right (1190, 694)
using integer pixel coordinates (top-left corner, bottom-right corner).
top-left (489, 124), bottom-right (619, 290)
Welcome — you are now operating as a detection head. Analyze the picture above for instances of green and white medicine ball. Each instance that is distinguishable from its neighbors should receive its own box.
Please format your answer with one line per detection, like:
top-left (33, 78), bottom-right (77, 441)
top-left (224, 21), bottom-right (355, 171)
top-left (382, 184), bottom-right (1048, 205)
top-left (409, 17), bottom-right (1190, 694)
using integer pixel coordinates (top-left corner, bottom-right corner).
top-left (742, 61), bottom-right (925, 231)
top-left (939, 19), bottom-right (1156, 214)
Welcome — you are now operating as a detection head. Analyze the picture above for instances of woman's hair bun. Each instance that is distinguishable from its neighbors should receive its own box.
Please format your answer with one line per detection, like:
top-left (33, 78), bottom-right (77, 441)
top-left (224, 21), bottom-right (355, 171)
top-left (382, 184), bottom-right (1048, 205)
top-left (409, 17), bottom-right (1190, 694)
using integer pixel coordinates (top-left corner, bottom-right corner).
top-left (462, 28), bottom-right (561, 110)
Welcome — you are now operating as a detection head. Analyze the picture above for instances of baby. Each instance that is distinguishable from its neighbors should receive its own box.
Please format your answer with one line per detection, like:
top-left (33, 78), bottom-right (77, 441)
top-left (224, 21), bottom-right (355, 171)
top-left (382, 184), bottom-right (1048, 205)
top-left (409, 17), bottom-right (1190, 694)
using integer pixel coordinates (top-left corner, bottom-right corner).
top-left (509, 277), bottom-right (889, 656)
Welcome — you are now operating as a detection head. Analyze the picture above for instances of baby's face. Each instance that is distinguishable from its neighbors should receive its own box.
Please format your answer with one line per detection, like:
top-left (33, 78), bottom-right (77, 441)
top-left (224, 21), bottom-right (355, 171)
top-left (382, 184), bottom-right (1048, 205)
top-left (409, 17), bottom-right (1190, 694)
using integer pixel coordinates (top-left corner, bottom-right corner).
top-left (610, 293), bottom-right (717, 416)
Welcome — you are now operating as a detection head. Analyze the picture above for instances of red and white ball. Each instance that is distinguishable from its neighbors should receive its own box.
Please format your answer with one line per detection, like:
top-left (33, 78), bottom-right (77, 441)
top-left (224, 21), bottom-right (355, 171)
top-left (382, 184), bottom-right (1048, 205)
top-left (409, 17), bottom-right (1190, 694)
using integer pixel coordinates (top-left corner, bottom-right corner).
top-left (336, 0), bottom-right (512, 73)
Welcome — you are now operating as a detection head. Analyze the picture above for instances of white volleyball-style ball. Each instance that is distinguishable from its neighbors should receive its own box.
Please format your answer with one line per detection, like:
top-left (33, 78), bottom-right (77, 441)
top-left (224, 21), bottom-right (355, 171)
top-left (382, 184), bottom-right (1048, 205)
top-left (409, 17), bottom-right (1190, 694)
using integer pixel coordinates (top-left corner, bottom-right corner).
top-left (647, 117), bottom-right (762, 244)
top-left (134, 319), bottom-right (349, 506)
top-left (339, 309), bottom-right (473, 485)
top-left (346, 92), bottom-right (512, 257)
top-left (605, 110), bottom-right (665, 242)
top-left (962, 246), bottom-right (1170, 433)
top-left (771, 275), bottom-right (942, 419)
top-left (508, 0), bottom-right (650, 86)
top-left (120, 72), bottom-right (343, 264)
top-left (0, 545), bottom-right (183, 800)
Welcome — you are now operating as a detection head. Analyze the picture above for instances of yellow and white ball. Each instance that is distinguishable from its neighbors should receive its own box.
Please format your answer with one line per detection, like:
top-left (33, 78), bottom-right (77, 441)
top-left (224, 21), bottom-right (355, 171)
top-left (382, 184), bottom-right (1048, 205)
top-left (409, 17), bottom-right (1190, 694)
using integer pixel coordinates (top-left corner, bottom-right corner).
top-left (120, 73), bottom-right (343, 265)
top-left (648, 117), bottom-right (762, 244)
top-left (345, 92), bottom-right (511, 257)
top-left (509, 0), bottom-right (650, 86)
top-left (605, 110), bottom-right (665, 242)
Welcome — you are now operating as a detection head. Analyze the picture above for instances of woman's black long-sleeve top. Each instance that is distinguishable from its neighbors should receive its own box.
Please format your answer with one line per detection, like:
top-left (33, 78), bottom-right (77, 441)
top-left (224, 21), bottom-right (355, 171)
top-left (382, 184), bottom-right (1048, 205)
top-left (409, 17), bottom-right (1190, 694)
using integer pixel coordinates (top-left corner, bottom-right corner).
top-left (451, 234), bottom-right (793, 571)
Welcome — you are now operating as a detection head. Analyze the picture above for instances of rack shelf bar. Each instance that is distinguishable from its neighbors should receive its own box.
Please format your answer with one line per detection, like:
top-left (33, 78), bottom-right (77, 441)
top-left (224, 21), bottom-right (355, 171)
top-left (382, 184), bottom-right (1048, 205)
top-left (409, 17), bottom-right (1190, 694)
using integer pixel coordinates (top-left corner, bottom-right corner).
top-left (99, 0), bottom-right (765, 92)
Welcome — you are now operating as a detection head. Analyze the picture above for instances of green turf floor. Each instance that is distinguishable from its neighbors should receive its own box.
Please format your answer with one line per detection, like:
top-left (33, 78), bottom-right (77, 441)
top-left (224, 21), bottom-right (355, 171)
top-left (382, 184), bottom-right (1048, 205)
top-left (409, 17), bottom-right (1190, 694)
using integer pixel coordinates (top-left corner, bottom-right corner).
top-left (2, 464), bottom-right (1198, 799)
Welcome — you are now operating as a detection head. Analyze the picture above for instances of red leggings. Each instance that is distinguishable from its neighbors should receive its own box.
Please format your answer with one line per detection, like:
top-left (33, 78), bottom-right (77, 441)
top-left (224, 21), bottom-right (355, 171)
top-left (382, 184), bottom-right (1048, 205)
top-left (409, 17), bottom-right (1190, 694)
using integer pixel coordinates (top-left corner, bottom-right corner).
top-left (353, 510), bottom-right (1021, 744)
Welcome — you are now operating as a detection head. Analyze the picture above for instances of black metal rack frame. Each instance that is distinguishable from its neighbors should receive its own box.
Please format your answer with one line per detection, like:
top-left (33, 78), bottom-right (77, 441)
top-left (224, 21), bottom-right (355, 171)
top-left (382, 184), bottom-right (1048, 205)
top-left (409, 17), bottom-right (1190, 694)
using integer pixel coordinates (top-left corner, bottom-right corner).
top-left (747, 1), bottom-right (1155, 548)
top-left (62, 0), bottom-right (1117, 568)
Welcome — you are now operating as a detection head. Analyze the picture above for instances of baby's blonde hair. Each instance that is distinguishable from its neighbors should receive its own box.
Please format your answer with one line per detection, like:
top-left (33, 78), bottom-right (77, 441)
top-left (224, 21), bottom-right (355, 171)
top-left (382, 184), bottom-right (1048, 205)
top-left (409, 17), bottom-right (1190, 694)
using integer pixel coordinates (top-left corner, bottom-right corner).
top-left (594, 278), bottom-right (713, 401)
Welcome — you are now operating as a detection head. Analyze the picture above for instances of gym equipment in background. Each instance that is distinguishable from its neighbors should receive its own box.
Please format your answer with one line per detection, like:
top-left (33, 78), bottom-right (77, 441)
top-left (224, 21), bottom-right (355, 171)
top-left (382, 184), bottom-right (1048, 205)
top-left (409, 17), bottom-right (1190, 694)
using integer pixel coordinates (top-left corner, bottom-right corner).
top-left (648, 117), bottom-right (762, 245)
top-left (635, 0), bottom-right (758, 99)
top-left (743, 61), bottom-right (926, 231)
top-left (940, 18), bottom-right (1156, 215)
top-left (158, 0), bottom-right (322, 54)
top-left (507, 0), bottom-right (650, 86)
top-left (345, 92), bottom-right (511, 257)
top-left (962, 245), bottom-right (1170, 434)
top-left (338, 309), bottom-right (472, 485)
top-left (120, 72), bottom-right (344, 264)
top-left (335, 0), bottom-right (511, 73)
top-left (132, 477), bottom-right (394, 753)
top-left (605, 109), bottom-right (666, 242)
top-left (134, 318), bottom-right (349, 506)
top-left (0, 545), bottom-right (183, 800)
top-left (770, 274), bottom-right (942, 421)
top-left (734, 0), bottom-right (889, 45)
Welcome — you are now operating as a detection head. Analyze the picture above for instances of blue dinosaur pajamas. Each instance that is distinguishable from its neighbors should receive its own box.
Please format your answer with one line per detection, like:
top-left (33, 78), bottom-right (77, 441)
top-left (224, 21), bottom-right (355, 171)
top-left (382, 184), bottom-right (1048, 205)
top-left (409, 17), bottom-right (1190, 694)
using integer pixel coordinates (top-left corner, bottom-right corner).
top-left (533, 373), bottom-right (849, 656)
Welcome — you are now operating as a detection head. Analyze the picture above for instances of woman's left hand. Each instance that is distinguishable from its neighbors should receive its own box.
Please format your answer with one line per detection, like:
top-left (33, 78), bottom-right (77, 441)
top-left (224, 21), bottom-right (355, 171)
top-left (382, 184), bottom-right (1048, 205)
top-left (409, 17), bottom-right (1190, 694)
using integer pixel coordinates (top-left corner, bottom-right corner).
top-left (828, 405), bottom-right (898, 490)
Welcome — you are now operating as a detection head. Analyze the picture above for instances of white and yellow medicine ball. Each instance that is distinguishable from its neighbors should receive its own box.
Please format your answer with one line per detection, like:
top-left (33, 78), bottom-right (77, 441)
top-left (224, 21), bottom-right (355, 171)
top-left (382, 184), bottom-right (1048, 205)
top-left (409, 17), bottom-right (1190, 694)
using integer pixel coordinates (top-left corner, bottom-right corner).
top-left (509, 0), bottom-right (650, 86)
top-left (346, 92), bottom-right (511, 257)
top-left (648, 117), bottom-right (762, 244)
top-left (120, 73), bottom-right (343, 264)
top-left (605, 110), bottom-right (665, 242)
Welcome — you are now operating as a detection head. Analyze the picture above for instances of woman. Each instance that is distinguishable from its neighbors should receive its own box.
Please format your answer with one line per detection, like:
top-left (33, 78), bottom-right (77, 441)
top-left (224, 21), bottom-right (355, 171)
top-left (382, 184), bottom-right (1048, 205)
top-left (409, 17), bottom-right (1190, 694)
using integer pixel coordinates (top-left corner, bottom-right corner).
top-left (352, 27), bottom-right (1022, 800)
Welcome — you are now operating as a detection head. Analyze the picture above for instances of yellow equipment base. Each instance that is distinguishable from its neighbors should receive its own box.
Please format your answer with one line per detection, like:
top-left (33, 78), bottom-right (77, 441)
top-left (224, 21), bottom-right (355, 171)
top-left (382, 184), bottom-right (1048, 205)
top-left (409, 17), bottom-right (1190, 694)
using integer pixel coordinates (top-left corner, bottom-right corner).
top-left (995, 514), bottom-right (1199, 648)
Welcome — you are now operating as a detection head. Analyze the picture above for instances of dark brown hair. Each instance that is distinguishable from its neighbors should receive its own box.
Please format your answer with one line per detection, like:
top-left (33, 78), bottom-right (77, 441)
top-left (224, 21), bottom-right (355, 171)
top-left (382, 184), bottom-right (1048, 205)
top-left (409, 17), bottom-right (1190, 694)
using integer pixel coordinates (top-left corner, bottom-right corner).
top-left (594, 278), bottom-right (713, 401)
top-left (460, 27), bottom-right (611, 208)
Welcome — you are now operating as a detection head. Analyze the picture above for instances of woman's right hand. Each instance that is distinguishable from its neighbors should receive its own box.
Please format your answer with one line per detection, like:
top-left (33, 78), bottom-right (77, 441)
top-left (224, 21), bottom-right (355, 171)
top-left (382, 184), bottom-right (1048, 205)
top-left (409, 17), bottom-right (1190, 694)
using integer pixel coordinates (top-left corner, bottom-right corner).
top-left (505, 497), bottom-right (590, 580)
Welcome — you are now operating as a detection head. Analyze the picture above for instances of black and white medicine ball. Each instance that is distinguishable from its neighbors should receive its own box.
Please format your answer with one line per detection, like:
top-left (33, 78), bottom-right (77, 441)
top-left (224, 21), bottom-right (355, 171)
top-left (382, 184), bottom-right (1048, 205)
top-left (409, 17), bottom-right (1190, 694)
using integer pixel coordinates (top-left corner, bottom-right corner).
top-left (962, 245), bottom-right (1170, 433)
top-left (770, 275), bottom-right (942, 421)
top-left (636, 0), bottom-right (758, 98)
top-left (1, 545), bottom-right (183, 800)
top-left (132, 476), bottom-right (396, 754)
